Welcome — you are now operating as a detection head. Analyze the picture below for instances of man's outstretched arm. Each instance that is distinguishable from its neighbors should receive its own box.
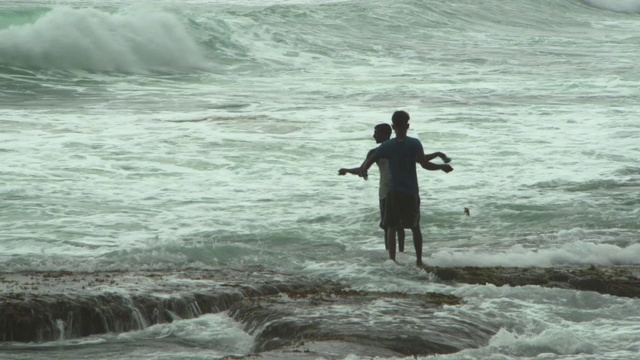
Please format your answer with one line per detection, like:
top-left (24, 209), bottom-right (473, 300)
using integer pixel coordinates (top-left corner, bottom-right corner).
top-left (424, 152), bottom-right (451, 163)
top-left (417, 152), bottom-right (453, 173)
top-left (358, 151), bottom-right (378, 179)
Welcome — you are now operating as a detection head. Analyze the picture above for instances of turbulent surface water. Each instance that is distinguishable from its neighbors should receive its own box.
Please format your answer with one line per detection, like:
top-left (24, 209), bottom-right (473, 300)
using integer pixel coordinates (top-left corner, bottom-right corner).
top-left (1, 0), bottom-right (639, 359)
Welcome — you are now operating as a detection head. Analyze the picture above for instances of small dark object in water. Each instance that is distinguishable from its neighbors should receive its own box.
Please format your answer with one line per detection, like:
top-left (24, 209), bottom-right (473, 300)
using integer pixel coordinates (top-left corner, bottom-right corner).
top-left (464, 207), bottom-right (470, 216)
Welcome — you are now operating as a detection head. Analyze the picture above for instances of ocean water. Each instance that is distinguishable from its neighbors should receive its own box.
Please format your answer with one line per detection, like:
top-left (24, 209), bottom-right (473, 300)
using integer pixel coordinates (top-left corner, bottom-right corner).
top-left (1, 0), bottom-right (640, 359)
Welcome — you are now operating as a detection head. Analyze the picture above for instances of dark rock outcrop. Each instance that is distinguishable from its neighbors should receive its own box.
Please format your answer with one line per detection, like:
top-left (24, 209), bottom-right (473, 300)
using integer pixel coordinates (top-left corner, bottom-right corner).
top-left (425, 265), bottom-right (640, 298)
top-left (6, 265), bottom-right (636, 358)
top-left (0, 269), bottom-right (343, 343)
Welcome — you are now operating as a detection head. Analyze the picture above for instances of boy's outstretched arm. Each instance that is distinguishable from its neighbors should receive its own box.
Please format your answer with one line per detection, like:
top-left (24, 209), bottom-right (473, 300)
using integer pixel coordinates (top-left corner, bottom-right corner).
top-left (338, 167), bottom-right (360, 175)
top-left (339, 149), bottom-right (377, 178)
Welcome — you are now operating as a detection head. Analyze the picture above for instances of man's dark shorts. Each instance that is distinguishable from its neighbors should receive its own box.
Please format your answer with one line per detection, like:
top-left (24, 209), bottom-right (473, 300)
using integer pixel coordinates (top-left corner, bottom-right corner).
top-left (382, 191), bottom-right (420, 229)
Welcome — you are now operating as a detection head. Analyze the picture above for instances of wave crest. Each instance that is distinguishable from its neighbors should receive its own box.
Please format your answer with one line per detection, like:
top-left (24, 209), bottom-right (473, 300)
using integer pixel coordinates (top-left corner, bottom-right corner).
top-left (0, 6), bottom-right (209, 73)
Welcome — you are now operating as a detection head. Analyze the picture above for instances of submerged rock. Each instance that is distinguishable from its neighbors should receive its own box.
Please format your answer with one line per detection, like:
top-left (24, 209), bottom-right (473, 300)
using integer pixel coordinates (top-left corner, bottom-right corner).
top-left (223, 341), bottom-right (404, 360)
top-left (228, 289), bottom-right (494, 357)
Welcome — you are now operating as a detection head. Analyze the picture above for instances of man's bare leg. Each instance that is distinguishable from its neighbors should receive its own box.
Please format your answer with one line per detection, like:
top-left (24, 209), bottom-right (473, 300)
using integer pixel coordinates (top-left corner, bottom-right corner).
top-left (411, 226), bottom-right (423, 267)
top-left (398, 228), bottom-right (405, 253)
top-left (387, 225), bottom-right (397, 262)
top-left (383, 228), bottom-right (389, 250)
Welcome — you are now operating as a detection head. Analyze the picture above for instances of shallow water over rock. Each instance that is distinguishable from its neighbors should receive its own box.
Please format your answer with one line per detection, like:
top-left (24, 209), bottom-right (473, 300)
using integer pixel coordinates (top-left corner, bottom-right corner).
top-left (0, 268), bottom-right (494, 357)
top-left (3, 265), bottom-right (637, 358)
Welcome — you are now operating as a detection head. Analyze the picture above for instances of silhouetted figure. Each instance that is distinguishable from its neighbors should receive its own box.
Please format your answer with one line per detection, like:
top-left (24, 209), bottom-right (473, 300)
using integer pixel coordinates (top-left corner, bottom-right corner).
top-left (360, 111), bottom-right (453, 267)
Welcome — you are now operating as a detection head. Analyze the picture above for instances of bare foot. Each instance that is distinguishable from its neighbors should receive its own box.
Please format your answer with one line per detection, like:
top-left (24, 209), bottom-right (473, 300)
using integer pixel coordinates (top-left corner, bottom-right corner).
top-left (416, 260), bottom-right (424, 268)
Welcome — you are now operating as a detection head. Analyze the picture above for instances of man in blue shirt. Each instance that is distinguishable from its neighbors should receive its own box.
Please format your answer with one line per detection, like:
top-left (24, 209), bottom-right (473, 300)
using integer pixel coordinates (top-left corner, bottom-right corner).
top-left (359, 111), bottom-right (453, 267)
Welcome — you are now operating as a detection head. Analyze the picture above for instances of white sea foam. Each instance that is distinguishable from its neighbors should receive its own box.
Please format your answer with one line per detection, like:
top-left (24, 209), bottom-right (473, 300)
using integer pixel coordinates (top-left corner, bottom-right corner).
top-left (122, 313), bottom-right (254, 353)
top-left (488, 327), bottom-right (597, 356)
top-left (428, 241), bottom-right (640, 267)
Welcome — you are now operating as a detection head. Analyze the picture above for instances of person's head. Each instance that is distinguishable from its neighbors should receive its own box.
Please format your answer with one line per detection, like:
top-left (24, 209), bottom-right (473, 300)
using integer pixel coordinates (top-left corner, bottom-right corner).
top-left (373, 123), bottom-right (392, 143)
top-left (391, 110), bottom-right (410, 137)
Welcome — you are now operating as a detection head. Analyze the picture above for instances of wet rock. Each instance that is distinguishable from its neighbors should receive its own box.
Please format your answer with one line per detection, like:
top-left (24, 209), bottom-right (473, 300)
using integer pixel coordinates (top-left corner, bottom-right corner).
top-left (2, 293), bottom-right (147, 342)
top-left (425, 265), bottom-right (640, 298)
top-left (0, 268), bottom-right (342, 343)
top-left (0, 268), bottom-right (495, 358)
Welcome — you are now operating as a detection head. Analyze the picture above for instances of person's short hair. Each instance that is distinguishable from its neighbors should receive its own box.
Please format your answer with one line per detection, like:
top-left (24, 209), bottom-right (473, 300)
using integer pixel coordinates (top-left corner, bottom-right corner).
top-left (374, 123), bottom-right (392, 136)
top-left (391, 110), bottom-right (410, 127)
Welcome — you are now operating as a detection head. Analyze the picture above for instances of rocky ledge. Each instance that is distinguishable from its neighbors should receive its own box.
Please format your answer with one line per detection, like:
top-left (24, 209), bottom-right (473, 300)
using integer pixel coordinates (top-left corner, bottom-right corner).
top-left (0, 268), bottom-right (495, 358)
top-left (2, 265), bottom-right (638, 359)
top-left (425, 265), bottom-right (640, 298)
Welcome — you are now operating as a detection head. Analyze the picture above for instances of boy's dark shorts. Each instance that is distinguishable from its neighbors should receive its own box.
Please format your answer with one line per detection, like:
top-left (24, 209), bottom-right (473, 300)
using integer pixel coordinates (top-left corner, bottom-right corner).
top-left (382, 191), bottom-right (420, 229)
top-left (379, 198), bottom-right (387, 229)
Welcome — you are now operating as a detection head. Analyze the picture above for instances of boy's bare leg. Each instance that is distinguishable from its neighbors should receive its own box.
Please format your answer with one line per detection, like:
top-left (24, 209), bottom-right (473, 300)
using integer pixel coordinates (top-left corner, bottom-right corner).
top-left (398, 228), bottom-right (405, 252)
top-left (411, 226), bottom-right (423, 267)
top-left (387, 226), bottom-right (397, 262)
